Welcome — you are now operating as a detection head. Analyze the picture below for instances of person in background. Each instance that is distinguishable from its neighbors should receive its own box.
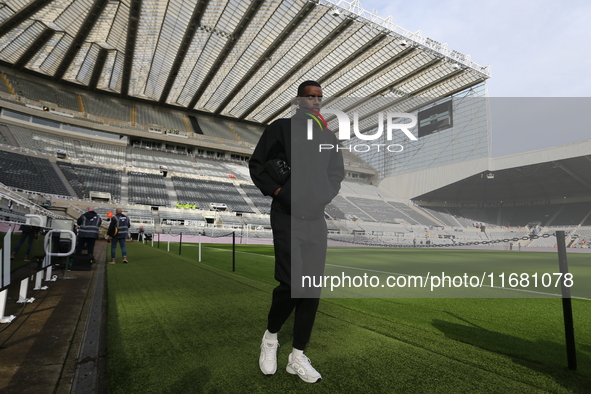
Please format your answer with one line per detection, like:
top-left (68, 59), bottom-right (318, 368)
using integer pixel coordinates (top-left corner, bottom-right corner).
top-left (76, 207), bottom-right (102, 256)
top-left (108, 208), bottom-right (130, 264)
top-left (10, 224), bottom-right (39, 261)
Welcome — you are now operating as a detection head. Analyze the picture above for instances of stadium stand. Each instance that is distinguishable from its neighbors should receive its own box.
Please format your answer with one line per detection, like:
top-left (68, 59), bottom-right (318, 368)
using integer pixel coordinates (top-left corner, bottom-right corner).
top-left (79, 140), bottom-right (125, 166)
top-left (0, 77), bottom-right (11, 94)
top-left (242, 215), bottom-right (271, 228)
top-left (419, 207), bottom-right (459, 227)
top-left (386, 201), bottom-right (440, 226)
top-left (218, 214), bottom-right (245, 226)
top-left (0, 124), bottom-right (12, 145)
top-left (230, 123), bottom-right (264, 144)
top-left (128, 172), bottom-right (169, 206)
top-left (195, 157), bottom-right (249, 179)
top-left (447, 207), bottom-right (495, 227)
top-left (240, 184), bottom-right (271, 214)
top-left (162, 226), bottom-right (208, 236)
top-left (0, 196), bottom-right (28, 222)
top-left (346, 197), bottom-right (405, 224)
top-left (326, 220), bottom-right (339, 232)
top-left (57, 162), bottom-right (122, 201)
top-left (5, 123), bottom-right (125, 165)
top-left (0, 150), bottom-right (70, 195)
top-left (81, 95), bottom-right (131, 122)
top-left (159, 209), bottom-right (205, 222)
top-left (6, 74), bottom-right (79, 111)
top-left (130, 224), bottom-right (155, 235)
top-left (356, 222), bottom-right (406, 234)
top-left (7, 124), bottom-right (77, 157)
top-left (571, 228), bottom-right (591, 247)
top-left (195, 116), bottom-right (236, 141)
top-left (124, 209), bottom-right (155, 226)
top-left (131, 147), bottom-right (196, 174)
top-left (340, 181), bottom-right (395, 199)
top-left (94, 207), bottom-right (114, 220)
top-left (325, 203), bottom-right (346, 220)
top-left (135, 105), bottom-right (187, 132)
top-left (172, 176), bottom-right (253, 213)
top-left (331, 195), bottom-right (375, 222)
top-left (57, 161), bottom-right (85, 198)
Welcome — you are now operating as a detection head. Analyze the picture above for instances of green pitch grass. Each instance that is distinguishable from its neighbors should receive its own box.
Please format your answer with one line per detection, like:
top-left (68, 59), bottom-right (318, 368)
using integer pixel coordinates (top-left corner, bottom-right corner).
top-left (107, 242), bottom-right (591, 393)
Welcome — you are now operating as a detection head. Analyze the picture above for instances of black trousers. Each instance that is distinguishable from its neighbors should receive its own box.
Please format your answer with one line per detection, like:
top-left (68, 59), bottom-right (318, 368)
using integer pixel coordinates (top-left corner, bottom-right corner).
top-left (267, 209), bottom-right (327, 350)
top-left (76, 237), bottom-right (96, 256)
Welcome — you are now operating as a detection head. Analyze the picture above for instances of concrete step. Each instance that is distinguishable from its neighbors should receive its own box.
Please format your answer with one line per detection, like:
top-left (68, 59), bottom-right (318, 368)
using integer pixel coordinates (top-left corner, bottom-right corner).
top-left (73, 140), bottom-right (83, 160)
top-left (125, 145), bottom-right (132, 166)
top-left (234, 182), bottom-right (260, 214)
top-left (120, 172), bottom-right (129, 204)
top-left (163, 177), bottom-right (177, 207)
top-left (0, 124), bottom-right (19, 147)
top-left (152, 210), bottom-right (162, 233)
top-left (51, 161), bottom-right (77, 197)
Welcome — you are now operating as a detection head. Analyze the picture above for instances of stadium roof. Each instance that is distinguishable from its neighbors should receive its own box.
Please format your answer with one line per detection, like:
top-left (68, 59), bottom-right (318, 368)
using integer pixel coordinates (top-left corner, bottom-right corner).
top-left (413, 140), bottom-right (591, 204)
top-left (0, 0), bottom-right (491, 125)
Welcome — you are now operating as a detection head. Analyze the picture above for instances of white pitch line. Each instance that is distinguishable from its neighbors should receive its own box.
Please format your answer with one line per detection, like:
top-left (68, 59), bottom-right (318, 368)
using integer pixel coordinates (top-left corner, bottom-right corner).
top-left (195, 246), bottom-right (591, 300)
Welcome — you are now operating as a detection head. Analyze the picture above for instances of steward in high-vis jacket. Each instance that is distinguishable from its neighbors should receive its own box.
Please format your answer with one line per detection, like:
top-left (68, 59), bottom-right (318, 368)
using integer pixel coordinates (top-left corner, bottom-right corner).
top-left (76, 207), bottom-right (102, 256)
top-left (108, 208), bottom-right (130, 263)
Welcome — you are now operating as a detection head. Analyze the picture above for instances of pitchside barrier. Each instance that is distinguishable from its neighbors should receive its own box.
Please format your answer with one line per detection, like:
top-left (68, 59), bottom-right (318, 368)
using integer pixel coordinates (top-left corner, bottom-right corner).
top-left (0, 222), bottom-right (76, 324)
top-left (327, 233), bottom-right (554, 248)
top-left (153, 230), bottom-right (245, 268)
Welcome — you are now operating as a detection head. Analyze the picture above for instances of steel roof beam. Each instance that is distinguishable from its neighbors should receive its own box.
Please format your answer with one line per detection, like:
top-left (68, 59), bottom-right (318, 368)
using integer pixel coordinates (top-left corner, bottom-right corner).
top-left (212, 1), bottom-right (317, 115)
top-left (318, 56), bottom-right (444, 127)
top-left (0, 0), bottom-right (53, 40)
top-left (158, 0), bottom-right (210, 105)
top-left (88, 47), bottom-right (108, 90)
top-left (53, 0), bottom-right (109, 81)
top-left (187, 0), bottom-right (266, 109)
top-left (13, 27), bottom-right (55, 70)
top-left (240, 17), bottom-right (355, 121)
top-left (261, 31), bottom-right (389, 123)
top-left (121, 0), bottom-right (142, 97)
top-left (553, 161), bottom-right (591, 191)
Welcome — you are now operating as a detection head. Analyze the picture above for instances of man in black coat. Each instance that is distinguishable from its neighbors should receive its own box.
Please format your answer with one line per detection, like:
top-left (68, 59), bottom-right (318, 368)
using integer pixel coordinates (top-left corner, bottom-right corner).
top-left (250, 81), bottom-right (345, 384)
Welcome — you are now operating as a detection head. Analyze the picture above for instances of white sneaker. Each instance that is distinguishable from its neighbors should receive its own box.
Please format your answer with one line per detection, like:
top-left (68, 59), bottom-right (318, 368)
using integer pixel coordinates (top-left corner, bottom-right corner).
top-left (259, 335), bottom-right (279, 375)
top-left (286, 353), bottom-right (322, 383)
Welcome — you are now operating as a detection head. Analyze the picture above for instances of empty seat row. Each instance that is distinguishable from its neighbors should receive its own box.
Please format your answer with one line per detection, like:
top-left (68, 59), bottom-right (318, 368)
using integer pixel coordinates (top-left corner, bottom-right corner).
top-left (0, 150), bottom-right (71, 196)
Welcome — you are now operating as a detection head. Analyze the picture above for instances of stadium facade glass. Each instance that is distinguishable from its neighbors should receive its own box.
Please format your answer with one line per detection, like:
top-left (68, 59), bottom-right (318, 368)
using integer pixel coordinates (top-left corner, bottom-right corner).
top-left (345, 82), bottom-right (490, 178)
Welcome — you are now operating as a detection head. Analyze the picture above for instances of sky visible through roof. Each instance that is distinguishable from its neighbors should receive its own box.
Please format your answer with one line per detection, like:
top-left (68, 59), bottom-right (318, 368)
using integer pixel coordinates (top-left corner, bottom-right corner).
top-left (360, 0), bottom-right (590, 156)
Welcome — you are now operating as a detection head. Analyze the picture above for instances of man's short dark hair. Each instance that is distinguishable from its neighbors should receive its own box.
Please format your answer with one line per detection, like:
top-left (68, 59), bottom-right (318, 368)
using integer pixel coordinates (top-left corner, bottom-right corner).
top-left (297, 80), bottom-right (321, 96)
